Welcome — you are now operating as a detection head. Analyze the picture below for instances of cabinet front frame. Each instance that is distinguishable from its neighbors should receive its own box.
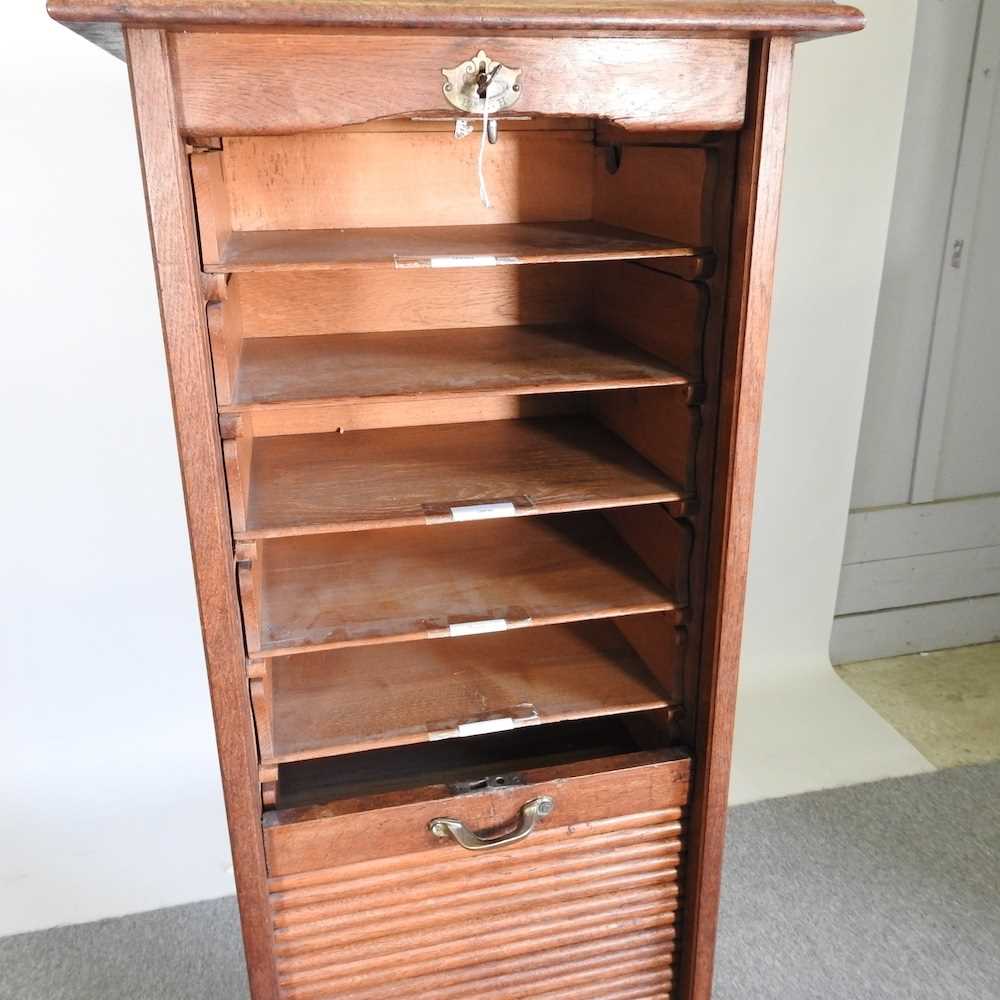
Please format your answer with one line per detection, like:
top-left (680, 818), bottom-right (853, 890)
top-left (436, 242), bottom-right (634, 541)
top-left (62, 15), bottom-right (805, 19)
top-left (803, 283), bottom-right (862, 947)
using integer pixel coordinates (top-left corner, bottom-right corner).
top-left (168, 32), bottom-right (751, 135)
top-left (125, 24), bottom-right (795, 1000)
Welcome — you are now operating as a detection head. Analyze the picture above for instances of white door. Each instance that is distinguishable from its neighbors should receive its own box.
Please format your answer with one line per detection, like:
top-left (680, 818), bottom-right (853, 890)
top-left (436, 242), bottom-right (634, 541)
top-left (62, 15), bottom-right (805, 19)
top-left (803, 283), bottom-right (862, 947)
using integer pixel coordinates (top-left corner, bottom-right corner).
top-left (834, 0), bottom-right (1000, 663)
top-left (913, 0), bottom-right (1000, 500)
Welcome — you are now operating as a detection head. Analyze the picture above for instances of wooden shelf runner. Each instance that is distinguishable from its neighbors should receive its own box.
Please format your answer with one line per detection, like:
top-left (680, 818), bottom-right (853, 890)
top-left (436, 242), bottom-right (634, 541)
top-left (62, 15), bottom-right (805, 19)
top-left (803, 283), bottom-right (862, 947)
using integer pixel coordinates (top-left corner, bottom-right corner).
top-left (253, 513), bottom-right (681, 657)
top-left (262, 620), bottom-right (675, 764)
top-left (240, 416), bottom-right (683, 538)
top-left (208, 221), bottom-right (703, 273)
top-left (225, 324), bottom-right (690, 410)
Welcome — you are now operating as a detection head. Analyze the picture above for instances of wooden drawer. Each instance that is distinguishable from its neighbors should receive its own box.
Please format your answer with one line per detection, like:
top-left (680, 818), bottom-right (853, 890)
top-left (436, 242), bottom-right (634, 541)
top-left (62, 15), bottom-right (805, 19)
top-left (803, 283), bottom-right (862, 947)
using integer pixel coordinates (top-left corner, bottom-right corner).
top-left (170, 33), bottom-right (749, 135)
top-left (264, 739), bottom-right (690, 999)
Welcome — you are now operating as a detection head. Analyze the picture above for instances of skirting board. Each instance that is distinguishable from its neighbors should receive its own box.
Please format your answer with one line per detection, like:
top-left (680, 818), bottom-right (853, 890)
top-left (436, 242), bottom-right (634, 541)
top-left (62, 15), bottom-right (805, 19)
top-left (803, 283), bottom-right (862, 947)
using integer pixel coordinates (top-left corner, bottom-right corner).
top-left (842, 494), bottom-right (1000, 564)
top-left (836, 545), bottom-right (1000, 615)
top-left (834, 495), bottom-right (1000, 662)
top-left (831, 593), bottom-right (1000, 664)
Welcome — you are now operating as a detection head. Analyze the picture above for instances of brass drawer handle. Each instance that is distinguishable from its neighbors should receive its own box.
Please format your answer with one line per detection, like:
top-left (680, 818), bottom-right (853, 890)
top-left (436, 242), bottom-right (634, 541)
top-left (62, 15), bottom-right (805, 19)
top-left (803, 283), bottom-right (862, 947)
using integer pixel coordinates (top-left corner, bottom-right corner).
top-left (429, 795), bottom-right (554, 851)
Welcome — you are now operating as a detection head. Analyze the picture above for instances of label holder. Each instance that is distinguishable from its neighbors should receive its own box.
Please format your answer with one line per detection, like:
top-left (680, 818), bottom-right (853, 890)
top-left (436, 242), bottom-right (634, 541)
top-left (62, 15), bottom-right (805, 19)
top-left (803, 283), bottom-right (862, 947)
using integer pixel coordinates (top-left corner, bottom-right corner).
top-left (428, 704), bottom-right (540, 742)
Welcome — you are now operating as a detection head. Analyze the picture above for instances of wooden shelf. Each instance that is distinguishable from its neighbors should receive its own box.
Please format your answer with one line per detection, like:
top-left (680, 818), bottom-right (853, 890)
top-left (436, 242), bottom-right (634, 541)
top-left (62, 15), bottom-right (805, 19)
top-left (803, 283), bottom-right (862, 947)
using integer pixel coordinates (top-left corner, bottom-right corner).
top-left (254, 512), bottom-right (681, 657)
top-left (226, 324), bottom-right (689, 410)
top-left (263, 620), bottom-right (674, 764)
top-left (208, 221), bottom-right (702, 273)
top-left (240, 416), bottom-right (683, 539)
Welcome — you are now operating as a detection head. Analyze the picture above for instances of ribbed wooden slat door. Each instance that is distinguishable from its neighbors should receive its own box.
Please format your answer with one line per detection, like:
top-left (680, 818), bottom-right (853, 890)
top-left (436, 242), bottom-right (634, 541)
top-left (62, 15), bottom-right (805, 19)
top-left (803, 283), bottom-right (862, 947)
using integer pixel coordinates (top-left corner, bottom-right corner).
top-left (264, 751), bottom-right (689, 1000)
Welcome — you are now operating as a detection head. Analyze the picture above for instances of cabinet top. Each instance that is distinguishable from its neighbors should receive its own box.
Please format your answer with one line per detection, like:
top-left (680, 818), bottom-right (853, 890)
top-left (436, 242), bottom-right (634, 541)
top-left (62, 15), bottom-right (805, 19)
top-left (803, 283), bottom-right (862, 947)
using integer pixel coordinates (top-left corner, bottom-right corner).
top-left (49, 0), bottom-right (864, 40)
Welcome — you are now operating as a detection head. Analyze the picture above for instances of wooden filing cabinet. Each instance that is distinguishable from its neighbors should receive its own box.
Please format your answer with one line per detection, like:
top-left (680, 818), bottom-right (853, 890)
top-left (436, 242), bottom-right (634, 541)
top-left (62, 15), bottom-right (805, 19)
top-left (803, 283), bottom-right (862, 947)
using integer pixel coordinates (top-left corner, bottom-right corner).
top-left (47, 3), bottom-right (865, 998)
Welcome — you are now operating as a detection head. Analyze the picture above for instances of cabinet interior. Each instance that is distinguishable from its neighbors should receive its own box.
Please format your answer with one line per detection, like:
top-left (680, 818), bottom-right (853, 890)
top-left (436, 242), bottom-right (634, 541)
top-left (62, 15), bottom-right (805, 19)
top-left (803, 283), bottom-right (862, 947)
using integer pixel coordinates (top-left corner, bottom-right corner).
top-left (190, 114), bottom-right (736, 812)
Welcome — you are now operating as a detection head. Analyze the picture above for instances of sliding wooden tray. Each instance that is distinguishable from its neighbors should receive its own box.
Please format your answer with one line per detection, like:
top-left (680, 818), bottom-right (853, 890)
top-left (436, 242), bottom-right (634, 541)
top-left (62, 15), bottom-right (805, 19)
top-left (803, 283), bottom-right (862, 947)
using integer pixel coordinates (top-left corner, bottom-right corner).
top-left (191, 132), bottom-right (719, 271)
top-left (251, 618), bottom-right (686, 764)
top-left (237, 508), bottom-right (691, 658)
top-left (208, 264), bottom-right (710, 415)
top-left (222, 324), bottom-right (689, 410)
top-left (209, 221), bottom-right (704, 273)
top-left (226, 413), bottom-right (689, 538)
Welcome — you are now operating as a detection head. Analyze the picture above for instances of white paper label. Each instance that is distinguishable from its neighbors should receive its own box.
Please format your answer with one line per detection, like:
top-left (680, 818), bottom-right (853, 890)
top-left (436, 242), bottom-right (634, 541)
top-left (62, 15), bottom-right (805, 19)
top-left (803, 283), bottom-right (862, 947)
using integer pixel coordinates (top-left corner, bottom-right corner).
top-left (427, 703), bottom-right (539, 741)
top-left (457, 717), bottom-right (517, 738)
top-left (430, 255), bottom-right (498, 268)
top-left (450, 501), bottom-right (517, 522)
top-left (448, 618), bottom-right (508, 637)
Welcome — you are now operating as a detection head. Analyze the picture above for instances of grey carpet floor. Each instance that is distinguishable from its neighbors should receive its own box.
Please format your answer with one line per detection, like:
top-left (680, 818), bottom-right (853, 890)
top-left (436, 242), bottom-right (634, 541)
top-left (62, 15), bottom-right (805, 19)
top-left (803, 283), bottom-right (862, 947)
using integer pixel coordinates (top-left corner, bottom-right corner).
top-left (2, 763), bottom-right (998, 1000)
top-left (713, 762), bottom-right (1000, 999)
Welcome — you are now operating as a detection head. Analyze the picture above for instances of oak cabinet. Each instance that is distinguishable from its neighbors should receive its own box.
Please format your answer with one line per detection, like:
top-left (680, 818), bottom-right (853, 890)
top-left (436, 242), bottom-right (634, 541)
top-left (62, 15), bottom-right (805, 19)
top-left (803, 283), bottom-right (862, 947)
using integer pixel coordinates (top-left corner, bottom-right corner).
top-left (47, 3), bottom-right (864, 998)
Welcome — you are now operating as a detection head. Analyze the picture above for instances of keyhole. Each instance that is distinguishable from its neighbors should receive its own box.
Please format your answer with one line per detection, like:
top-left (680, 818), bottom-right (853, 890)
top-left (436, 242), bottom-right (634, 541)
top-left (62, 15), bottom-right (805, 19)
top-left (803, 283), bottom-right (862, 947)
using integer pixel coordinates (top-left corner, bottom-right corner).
top-left (476, 62), bottom-right (500, 99)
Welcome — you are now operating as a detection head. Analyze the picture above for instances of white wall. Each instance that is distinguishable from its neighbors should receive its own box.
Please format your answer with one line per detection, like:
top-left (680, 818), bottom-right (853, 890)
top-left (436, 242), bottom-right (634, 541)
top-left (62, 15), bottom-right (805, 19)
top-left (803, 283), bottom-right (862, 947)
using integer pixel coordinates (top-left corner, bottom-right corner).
top-left (0, 8), bottom-right (235, 936)
top-left (731, 0), bottom-right (932, 803)
top-left (2, 2), bottom-right (927, 934)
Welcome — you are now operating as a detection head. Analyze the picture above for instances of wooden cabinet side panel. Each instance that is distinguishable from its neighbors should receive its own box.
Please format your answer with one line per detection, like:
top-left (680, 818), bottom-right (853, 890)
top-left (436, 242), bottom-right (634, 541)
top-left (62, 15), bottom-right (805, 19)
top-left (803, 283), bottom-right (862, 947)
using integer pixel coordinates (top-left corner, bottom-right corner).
top-left (678, 37), bottom-right (795, 1000)
top-left (124, 27), bottom-right (279, 1000)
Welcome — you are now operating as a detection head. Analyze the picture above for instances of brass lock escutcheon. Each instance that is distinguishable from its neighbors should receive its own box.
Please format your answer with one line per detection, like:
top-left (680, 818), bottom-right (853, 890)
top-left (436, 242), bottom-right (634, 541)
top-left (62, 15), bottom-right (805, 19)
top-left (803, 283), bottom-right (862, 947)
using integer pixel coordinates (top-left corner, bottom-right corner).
top-left (442, 50), bottom-right (523, 115)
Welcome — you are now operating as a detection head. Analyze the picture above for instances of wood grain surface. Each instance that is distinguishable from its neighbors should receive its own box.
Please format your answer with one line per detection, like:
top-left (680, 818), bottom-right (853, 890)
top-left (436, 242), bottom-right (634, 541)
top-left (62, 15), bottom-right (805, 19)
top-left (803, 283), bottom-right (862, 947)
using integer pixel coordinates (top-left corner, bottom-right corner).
top-left (215, 130), bottom-right (595, 231)
top-left (262, 752), bottom-right (689, 999)
top-left (594, 263), bottom-right (710, 377)
top-left (230, 265), bottom-right (593, 339)
top-left (198, 130), bottom-right (713, 241)
top-left (678, 38), bottom-right (795, 1000)
top-left (261, 620), bottom-right (675, 763)
top-left (235, 390), bottom-right (584, 438)
top-left (240, 416), bottom-right (684, 538)
top-left (50, 1), bottom-right (865, 40)
top-left (267, 784), bottom-right (687, 1000)
top-left (208, 221), bottom-right (703, 273)
top-left (169, 33), bottom-right (749, 135)
top-left (264, 750), bottom-right (690, 870)
top-left (226, 325), bottom-right (689, 409)
top-left (73, 7), bottom-right (869, 999)
top-left (596, 385), bottom-right (701, 490)
top-left (595, 146), bottom-right (717, 246)
top-left (123, 26), bottom-right (279, 1000)
top-left (251, 512), bottom-right (683, 656)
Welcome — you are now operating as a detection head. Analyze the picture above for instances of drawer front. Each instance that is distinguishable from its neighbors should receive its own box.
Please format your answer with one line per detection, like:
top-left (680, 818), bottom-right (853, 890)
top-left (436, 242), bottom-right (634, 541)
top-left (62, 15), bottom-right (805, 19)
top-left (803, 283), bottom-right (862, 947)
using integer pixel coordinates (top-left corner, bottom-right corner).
top-left (264, 750), bottom-right (689, 999)
top-left (170, 33), bottom-right (748, 135)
